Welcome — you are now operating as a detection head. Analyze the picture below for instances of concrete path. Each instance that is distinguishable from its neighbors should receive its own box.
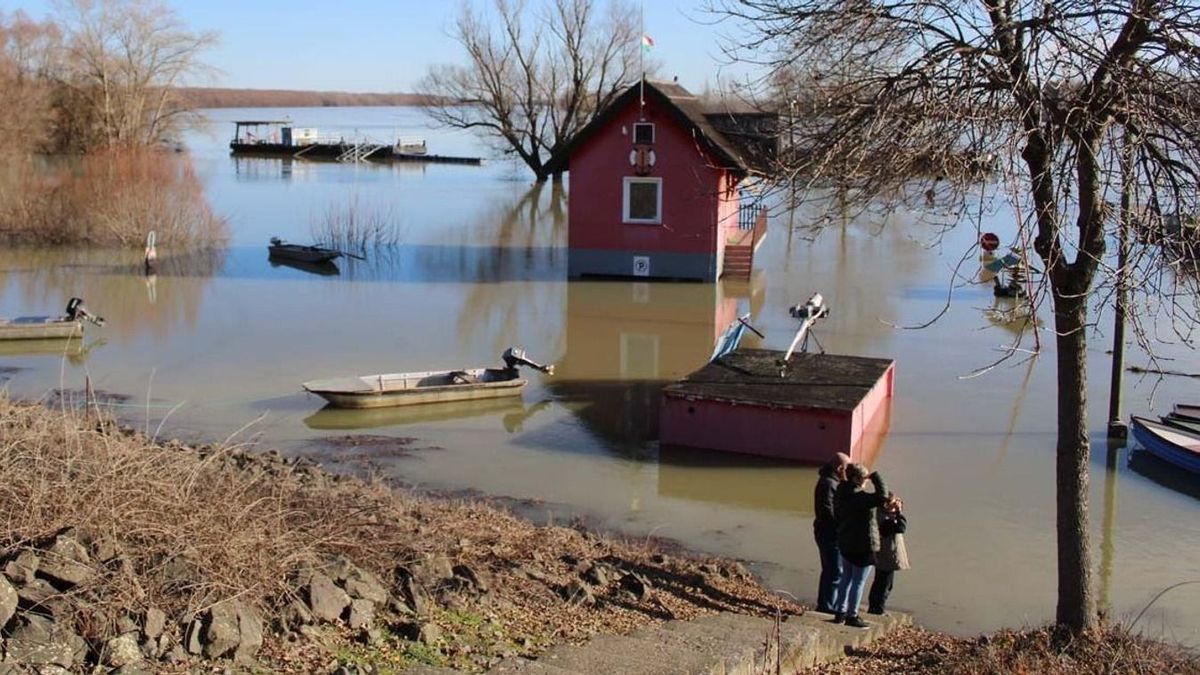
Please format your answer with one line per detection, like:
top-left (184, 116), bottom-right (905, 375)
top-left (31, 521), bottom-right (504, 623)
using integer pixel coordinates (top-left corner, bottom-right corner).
top-left (478, 610), bottom-right (911, 675)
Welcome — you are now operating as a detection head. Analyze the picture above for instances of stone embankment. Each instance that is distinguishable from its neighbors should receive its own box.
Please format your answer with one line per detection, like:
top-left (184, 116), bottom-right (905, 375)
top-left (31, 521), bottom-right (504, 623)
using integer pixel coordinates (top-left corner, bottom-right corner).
top-left (0, 399), bottom-right (911, 673)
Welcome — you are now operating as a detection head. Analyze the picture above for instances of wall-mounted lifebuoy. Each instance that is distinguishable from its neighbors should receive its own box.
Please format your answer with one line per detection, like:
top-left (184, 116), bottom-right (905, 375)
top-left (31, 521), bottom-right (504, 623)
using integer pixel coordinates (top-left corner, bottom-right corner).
top-left (629, 145), bottom-right (656, 176)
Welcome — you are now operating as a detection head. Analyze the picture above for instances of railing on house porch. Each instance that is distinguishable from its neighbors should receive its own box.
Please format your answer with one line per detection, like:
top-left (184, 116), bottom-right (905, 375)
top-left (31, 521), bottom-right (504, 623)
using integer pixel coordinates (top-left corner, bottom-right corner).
top-left (722, 202), bottom-right (768, 279)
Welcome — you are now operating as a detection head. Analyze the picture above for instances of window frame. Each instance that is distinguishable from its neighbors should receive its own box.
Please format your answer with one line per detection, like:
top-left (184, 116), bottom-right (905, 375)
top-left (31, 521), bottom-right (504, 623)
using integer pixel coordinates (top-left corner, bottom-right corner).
top-left (622, 177), bottom-right (663, 224)
top-left (633, 122), bottom-right (655, 144)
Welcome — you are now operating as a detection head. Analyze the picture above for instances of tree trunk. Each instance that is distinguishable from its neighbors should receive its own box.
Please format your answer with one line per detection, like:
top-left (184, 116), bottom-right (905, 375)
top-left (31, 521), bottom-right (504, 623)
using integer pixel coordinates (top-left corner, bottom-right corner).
top-left (1052, 290), bottom-right (1096, 632)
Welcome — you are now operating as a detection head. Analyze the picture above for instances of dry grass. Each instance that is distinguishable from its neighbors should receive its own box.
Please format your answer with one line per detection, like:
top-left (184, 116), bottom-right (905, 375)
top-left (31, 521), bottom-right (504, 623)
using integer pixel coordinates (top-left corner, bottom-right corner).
top-left (808, 623), bottom-right (1199, 674)
top-left (0, 396), bottom-right (417, 626)
top-left (0, 148), bottom-right (228, 247)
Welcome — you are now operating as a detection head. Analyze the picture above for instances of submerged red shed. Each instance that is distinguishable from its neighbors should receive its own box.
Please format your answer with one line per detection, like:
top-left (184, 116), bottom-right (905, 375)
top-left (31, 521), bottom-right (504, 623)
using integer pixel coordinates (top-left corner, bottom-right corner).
top-left (659, 349), bottom-right (895, 464)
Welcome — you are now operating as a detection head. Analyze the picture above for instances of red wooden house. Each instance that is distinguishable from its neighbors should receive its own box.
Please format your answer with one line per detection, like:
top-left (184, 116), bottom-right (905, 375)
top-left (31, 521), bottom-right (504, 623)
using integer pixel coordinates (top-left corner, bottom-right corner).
top-left (552, 81), bottom-right (777, 282)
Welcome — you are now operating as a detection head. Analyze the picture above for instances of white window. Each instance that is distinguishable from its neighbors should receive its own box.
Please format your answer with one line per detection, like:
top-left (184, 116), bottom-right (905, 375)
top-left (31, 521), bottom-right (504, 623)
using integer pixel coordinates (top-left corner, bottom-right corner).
top-left (633, 122), bottom-right (655, 144)
top-left (623, 177), bottom-right (662, 224)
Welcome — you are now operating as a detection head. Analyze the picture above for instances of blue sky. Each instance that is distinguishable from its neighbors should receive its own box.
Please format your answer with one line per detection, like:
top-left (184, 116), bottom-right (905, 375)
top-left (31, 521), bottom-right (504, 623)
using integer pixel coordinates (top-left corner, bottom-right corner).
top-left (6, 1), bottom-right (754, 93)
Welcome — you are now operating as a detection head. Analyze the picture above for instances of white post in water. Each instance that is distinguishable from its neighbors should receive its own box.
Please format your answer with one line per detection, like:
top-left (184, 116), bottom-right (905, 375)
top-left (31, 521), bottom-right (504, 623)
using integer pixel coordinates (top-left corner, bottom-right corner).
top-left (783, 293), bottom-right (829, 365)
top-left (144, 230), bottom-right (157, 274)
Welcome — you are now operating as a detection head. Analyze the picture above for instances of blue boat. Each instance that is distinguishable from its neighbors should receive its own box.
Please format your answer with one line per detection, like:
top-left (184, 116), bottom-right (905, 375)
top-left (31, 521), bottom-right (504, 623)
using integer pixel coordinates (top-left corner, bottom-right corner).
top-left (1130, 416), bottom-right (1200, 475)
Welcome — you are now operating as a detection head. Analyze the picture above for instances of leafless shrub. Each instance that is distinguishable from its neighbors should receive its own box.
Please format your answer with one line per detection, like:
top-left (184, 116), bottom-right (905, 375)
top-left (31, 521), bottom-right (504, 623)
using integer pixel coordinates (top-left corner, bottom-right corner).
top-left (309, 193), bottom-right (404, 254)
top-left (0, 148), bottom-right (227, 247)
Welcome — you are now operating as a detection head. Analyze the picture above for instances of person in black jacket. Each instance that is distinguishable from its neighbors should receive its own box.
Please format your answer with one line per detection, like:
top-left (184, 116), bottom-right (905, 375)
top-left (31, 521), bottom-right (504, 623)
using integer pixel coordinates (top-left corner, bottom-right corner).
top-left (830, 463), bottom-right (888, 628)
top-left (813, 452), bottom-right (850, 613)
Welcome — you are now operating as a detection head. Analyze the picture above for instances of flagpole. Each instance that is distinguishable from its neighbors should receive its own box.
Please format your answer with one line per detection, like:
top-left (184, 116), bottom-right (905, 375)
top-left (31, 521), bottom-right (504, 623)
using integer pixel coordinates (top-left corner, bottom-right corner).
top-left (639, 1), bottom-right (645, 116)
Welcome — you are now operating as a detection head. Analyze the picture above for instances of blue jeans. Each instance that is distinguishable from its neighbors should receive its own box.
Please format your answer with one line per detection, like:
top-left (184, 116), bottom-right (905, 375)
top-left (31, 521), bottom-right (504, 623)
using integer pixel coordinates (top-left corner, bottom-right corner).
top-left (832, 554), bottom-right (873, 617)
top-left (815, 536), bottom-right (842, 612)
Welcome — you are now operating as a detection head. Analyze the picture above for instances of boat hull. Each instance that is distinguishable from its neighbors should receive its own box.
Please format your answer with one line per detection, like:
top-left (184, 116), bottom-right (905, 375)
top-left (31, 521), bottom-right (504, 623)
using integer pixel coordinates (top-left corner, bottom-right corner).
top-left (230, 142), bottom-right (482, 165)
top-left (303, 367), bottom-right (527, 410)
top-left (1131, 417), bottom-right (1200, 475)
top-left (268, 246), bottom-right (341, 264)
top-left (0, 319), bottom-right (82, 340)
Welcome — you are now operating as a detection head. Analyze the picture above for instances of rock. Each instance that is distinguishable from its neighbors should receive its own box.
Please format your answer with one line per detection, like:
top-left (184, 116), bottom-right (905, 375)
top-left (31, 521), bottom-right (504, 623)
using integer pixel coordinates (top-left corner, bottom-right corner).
top-left (418, 622), bottom-right (443, 645)
top-left (16, 579), bottom-right (58, 609)
top-left (561, 580), bottom-right (594, 607)
top-left (0, 575), bottom-right (17, 628)
top-left (410, 554), bottom-right (454, 588)
top-left (117, 614), bottom-right (139, 635)
top-left (618, 573), bottom-right (651, 601)
top-left (166, 644), bottom-right (189, 663)
top-left (113, 664), bottom-right (153, 675)
top-left (203, 601), bottom-right (240, 659)
top-left (451, 564), bottom-right (489, 594)
top-left (580, 562), bottom-right (608, 587)
top-left (142, 607), bottom-right (166, 640)
top-left (104, 632), bottom-right (143, 668)
top-left (343, 568), bottom-right (388, 605)
top-left (5, 614), bottom-right (87, 668)
top-left (89, 537), bottom-right (124, 563)
top-left (281, 599), bottom-right (314, 629)
top-left (346, 599), bottom-right (375, 630)
top-left (3, 550), bottom-right (40, 586)
top-left (356, 626), bottom-right (384, 646)
top-left (394, 570), bottom-right (427, 616)
top-left (234, 602), bottom-right (263, 664)
top-left (307, 572), bottom-right (350, 623)
top-left (37, 535), bottom-right (94, 588)
top-left (183, 618), bottom-right (203, 655)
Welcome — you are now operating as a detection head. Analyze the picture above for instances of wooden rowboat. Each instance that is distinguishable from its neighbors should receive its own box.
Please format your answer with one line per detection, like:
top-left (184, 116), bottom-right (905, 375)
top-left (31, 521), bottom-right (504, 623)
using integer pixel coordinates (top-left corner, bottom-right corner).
top-left (303, 347), bottom-right (553, 410)
top-left (1130, 416), bottom-right (1200, 475)
top-left (268, 237), bottom-right (342, 264)
top-left (1160, 413), bottom-right (1200, 436)
top-left (0, 298), bottom-right (103, 341)
top-left (1172, 403), bottom-right (1200, 422)
top-left (0, 317), bottom-right (83, 340)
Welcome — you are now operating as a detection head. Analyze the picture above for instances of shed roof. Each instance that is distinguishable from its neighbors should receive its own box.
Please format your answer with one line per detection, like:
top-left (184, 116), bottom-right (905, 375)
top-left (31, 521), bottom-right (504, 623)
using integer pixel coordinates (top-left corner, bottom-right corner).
top-left (547, 80), bottom-right (778, 177)
top-left (662, 349), bottom-right (894, 412)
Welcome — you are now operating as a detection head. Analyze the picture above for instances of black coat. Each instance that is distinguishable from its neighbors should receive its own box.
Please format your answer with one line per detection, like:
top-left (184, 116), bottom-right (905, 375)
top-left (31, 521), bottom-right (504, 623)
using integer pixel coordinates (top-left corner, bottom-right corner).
top-left (812, 461), bottom-right (840, 542)
top-left (834, 472), bottom-right (888, 556)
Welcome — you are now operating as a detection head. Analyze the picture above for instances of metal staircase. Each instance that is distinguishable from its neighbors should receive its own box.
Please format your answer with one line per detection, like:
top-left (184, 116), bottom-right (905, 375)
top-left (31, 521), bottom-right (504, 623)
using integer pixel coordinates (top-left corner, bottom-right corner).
top-left (337, 142), bottom-right (385, 162)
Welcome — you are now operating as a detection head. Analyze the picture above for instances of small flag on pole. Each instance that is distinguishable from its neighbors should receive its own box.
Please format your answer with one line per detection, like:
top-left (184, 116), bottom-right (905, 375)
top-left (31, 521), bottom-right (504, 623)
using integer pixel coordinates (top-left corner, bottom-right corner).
top-left (642, 33), bottom-right (654, 53)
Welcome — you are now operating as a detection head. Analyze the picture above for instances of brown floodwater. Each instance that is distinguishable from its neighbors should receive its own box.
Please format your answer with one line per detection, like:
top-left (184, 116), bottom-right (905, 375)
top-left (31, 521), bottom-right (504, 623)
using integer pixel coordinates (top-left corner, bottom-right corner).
top-left (1, 107), bottom-right (1197, 645)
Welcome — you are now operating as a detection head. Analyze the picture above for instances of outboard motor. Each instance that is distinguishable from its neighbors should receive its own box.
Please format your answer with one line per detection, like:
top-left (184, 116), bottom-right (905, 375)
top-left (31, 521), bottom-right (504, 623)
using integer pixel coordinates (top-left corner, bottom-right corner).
top-left (502, 347), bottom-right (554, 375)
top-left (65, 297), bottom-right (105, 327)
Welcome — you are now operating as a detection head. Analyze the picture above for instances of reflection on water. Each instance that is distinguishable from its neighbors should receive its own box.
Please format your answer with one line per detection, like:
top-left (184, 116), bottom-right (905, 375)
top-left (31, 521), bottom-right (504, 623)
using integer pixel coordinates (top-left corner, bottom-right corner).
top-left (548, 278), bottom-right (763, 452)
top-left (1128, 449), bottom-right (1200, 500)
top-left (657, 400), bottom-right (892, 515)
top-left (269, 257), bottom-right (341, 276)
top-left (304, 397), bottom-right (526, 430)
top-left (0, 336), bottom-right (105, 366)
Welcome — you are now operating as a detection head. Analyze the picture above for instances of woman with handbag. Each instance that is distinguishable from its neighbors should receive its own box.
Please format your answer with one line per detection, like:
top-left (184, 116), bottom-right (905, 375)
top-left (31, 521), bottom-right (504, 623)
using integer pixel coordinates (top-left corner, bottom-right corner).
top-left (868, 494), bottom-right (909, 615)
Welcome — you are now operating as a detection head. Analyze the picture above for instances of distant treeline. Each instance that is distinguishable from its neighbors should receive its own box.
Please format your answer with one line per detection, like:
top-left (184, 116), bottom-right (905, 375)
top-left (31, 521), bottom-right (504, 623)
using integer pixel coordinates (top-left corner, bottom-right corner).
top-left (176, 87), bottom-right (433, 109)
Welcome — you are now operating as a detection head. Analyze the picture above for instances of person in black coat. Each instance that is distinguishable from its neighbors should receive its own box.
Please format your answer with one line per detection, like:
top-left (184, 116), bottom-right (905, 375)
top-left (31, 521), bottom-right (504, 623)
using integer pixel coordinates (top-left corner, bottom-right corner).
top-left (813, 452), bottom-right (850, 613)
top-left (830, 463), bottom-right (888, 628)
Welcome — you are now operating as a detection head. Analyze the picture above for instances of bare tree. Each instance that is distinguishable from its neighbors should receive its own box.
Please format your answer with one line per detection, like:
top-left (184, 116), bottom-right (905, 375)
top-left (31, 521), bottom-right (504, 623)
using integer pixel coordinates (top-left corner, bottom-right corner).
top-left (54, 0), bottom-right (216, 150)
top-left (713, 0), bottom-right (1200, 634)
top-left (419, 0), bottom-right (641, 182)
top-left (0, 11), bottom-right (62, 156)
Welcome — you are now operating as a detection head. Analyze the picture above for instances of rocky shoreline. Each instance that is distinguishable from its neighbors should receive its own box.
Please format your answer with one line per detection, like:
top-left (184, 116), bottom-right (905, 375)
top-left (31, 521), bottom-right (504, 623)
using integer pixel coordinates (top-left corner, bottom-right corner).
top-left (0, 398), bottom-right (800, 673)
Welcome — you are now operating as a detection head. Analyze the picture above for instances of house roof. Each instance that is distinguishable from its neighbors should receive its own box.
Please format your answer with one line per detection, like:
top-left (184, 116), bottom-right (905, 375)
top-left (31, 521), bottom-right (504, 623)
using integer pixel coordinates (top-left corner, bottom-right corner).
top-left (547, 80), bottom-right (778, 177)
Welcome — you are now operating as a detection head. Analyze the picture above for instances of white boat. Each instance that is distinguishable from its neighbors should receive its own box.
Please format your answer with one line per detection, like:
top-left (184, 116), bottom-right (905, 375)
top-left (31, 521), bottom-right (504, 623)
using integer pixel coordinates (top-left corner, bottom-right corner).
top-left (303, 347), bottom-right (553, 410)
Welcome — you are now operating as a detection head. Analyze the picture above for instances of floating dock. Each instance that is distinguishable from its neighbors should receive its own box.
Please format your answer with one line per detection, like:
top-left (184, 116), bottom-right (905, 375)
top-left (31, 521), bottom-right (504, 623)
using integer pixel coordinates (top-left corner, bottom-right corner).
top-left (659, 349), bottom-right (895, 464)
top-left (228, 120), bottom-right (482, 165)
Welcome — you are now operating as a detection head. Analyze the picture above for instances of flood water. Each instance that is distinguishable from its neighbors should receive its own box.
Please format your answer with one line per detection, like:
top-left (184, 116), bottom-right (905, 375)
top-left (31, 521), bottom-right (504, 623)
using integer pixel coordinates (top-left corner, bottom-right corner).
top-left (1, 107), bottom-right (1198, 644)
